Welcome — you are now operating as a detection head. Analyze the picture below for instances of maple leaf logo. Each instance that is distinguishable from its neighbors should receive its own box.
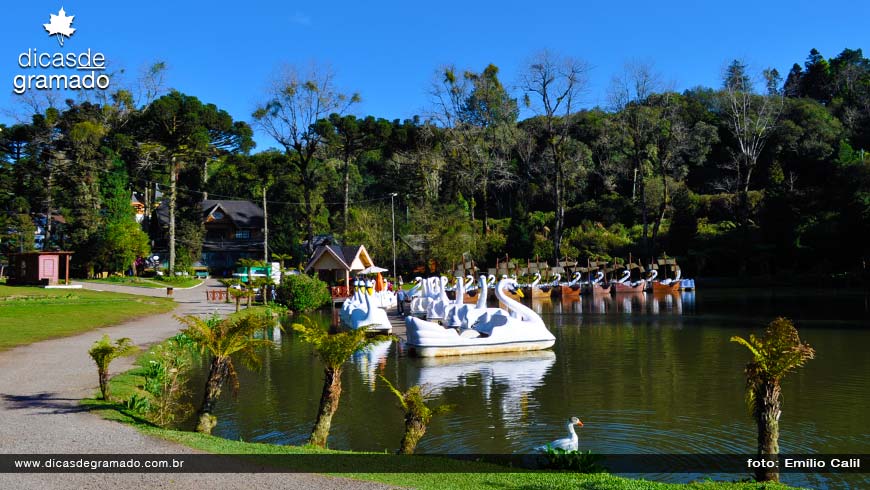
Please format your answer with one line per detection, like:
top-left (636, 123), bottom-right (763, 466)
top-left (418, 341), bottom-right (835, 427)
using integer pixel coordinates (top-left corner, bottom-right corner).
top-left (44, 8), bottom-right (76, 47)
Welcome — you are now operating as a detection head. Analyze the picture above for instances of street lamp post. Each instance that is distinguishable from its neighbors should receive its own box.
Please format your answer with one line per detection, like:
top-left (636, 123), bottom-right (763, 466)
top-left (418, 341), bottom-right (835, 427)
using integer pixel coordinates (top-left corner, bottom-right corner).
top-left (390, 192), bottom-right (398, 283)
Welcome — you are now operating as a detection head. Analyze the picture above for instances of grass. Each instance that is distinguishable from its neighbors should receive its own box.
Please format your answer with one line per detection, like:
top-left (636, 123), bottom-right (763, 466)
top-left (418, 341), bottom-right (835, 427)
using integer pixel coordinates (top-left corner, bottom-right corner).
top-left (81, 342), bottom-right (802, 490)
top-left (0, 285), bottom-right (176, 350)
top-left (82, 277), bottom-right (204, 289)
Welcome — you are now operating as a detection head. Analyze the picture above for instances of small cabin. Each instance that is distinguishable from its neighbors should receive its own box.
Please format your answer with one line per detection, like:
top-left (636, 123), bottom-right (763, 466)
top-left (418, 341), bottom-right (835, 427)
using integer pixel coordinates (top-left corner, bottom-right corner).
top-left (304, 245), bottom-right (375, 297)
top-left (8, 251), bottom-right (73, 286)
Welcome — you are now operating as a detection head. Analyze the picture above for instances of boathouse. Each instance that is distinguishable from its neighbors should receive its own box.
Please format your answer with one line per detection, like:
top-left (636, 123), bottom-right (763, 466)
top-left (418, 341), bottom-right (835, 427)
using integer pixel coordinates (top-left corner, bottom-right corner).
top-left (304, 244), bottom-right (375, 296)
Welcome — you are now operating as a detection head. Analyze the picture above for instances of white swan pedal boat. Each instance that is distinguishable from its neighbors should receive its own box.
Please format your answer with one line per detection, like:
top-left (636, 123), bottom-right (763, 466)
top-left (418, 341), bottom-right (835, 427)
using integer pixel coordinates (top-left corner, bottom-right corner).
top-left (405, 277), bottom-right (555, 357)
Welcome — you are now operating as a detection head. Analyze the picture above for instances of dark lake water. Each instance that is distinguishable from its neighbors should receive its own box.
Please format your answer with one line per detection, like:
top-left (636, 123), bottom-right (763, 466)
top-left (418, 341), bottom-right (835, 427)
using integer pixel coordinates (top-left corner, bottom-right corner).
top-left (183, 289), bottom-right (870, 489)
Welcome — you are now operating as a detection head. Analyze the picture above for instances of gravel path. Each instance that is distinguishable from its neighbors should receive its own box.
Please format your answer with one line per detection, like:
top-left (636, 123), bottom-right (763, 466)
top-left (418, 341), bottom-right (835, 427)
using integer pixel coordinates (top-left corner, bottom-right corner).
top-left (0, 280), bottom-right (395, 489)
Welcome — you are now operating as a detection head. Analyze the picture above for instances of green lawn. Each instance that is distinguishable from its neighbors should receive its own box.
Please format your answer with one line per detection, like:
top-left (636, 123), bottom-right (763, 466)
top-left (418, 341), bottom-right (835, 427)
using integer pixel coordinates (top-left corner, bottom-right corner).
top-left (82, 277), bottom-right (203, 289)
top-left (82, 361), bottom-right (802, 490)
top-left (0, 285), bottom-right (176, 350)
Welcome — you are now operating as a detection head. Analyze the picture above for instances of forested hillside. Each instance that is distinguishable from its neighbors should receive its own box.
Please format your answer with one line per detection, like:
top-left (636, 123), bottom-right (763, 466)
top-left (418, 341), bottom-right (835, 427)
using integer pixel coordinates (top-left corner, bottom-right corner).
top-left (2, 47), bottom-right (869, 282)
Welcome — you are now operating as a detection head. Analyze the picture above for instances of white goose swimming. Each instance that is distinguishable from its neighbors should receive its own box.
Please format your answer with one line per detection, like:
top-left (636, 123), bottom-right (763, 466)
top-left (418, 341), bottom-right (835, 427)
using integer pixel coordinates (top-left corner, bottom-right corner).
top-left (537, 416), bottom-right (584, 451)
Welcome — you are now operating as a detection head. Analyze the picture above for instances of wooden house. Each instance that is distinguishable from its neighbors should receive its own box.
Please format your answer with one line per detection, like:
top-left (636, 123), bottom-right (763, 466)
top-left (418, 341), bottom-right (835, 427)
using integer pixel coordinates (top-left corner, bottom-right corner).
top-left (7, 251), bottom-right (73, 286)
top-left (304, 244), bottom-right (375, 291)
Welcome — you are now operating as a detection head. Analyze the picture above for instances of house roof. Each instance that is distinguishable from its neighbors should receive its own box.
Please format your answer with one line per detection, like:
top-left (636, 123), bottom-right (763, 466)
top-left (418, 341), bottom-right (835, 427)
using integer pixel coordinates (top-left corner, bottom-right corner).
top-left (304, 244), bottom-right (373, 273)
top-left (155, 200), bottom-right (264, 228)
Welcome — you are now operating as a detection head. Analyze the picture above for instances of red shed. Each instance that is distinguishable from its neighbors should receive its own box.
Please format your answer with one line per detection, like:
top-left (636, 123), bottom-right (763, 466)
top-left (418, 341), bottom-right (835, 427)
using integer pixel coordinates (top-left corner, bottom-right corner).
top-left (8, 251), bottom-right (73, 286)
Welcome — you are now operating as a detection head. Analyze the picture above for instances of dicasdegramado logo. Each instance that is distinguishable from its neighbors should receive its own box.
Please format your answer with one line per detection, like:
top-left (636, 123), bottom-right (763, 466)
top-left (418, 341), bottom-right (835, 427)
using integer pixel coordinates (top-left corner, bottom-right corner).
top-left (13, 7), bottom-right (111, 95)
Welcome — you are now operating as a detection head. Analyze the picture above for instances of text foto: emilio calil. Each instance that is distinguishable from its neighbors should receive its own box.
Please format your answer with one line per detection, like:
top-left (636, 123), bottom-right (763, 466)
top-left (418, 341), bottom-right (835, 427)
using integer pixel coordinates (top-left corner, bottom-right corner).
top-left (747, 457), bottom-right (862, 469)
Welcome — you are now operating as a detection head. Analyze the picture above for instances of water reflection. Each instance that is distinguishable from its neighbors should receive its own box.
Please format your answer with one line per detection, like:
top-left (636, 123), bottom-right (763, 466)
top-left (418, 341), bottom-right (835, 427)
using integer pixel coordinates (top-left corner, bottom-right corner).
top-left (407, 350), bottom-right (555, 398)
top-left (544, 292), bottom-right (691, 316)
top-left (352, 339), bottom-right (393, 391)
top-left (406, 351), bottom-right (556, 452)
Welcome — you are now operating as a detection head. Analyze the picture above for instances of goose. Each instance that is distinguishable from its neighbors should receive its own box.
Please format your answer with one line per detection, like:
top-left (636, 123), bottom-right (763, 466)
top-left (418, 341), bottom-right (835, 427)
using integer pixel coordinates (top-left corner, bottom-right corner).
top-left (537, 416), bottom-right (584, 451)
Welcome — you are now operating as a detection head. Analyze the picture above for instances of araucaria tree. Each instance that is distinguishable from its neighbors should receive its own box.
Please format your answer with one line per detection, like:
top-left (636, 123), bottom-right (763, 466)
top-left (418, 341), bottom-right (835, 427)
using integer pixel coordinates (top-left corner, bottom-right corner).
top-left (731, 317), bottom-right (815, 482)
top-left (140, 91), bottom-right (253, 274)
top-left (520, 50), bottom-right (591, 262)
top-left (252, 64), bottom-right (360, 252)
top-left (378, 375), bottom-right (452, 454)
top-left (292, 317), bottom-right (387, 447)
top-left (88, 335), bottom-right (137, 400)
top-left (178, 312), bottom-right (272, 434)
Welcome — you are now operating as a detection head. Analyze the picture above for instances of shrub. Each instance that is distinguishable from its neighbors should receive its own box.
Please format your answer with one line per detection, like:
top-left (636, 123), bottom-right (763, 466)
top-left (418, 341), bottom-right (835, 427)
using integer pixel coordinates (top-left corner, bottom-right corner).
top-left (542, 447), bottom-right (606, 473)
top-left (276, 273), bottom-right (331, 312)
top-left (127, 333), bottom-right (194, 427)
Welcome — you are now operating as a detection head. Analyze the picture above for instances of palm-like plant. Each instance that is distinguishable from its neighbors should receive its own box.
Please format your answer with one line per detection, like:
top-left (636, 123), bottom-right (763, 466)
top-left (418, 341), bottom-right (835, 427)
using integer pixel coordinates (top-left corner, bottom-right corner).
top-left (292, 316), bottom-right (390, 447)
top-left (227, 287), bottom-right (245, 312)
top-left (237, 258), bottom-right (264, 285)
top-left (177, 312), bottom-right (273, 434)
top-left (254, 276), bottom-right (275, 305)
top-left (378, 375), bottom-right (452, 454)
top-left (88, 335), bottom-right (137, 400)
top-left (731, 317), bottom-right (815, 482)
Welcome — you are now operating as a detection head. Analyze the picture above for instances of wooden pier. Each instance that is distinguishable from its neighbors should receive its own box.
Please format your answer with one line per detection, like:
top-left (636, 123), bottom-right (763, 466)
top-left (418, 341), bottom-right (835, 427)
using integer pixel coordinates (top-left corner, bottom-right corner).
top-left (331, 302), bottom-right (408, 340)
top-left (384, 306), bottom-right (408, 340)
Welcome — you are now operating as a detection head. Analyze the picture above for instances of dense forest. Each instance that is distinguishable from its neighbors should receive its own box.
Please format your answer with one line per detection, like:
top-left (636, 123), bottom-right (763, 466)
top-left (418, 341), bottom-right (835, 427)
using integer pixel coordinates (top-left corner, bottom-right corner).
top-left (2, 47), bottom-right (869, 283)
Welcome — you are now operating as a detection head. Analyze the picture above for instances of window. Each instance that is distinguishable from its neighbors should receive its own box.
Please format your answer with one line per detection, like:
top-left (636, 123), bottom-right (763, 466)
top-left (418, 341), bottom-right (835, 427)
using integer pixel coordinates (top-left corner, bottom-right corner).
top-left (235, 230), bottom-right (250, 239)
top-left (212, 211), bottom-right (224, 220)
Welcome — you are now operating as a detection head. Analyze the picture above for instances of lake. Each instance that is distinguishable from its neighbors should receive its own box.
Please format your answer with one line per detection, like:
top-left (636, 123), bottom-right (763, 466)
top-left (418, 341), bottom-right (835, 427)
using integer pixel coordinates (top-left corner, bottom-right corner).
top-left (184, 289), bottom-right (870, 489)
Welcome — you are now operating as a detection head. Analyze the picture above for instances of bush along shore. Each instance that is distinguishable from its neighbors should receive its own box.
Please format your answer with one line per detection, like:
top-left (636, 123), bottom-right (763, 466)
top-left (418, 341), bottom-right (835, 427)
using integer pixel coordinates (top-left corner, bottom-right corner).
top-left (82, 314), bottom-right (802, 490)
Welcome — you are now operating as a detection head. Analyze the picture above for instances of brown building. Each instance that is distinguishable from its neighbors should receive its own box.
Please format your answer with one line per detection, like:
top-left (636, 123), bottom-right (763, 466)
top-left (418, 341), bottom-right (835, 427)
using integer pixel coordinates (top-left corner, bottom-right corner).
top-left (154, 199), bottom-right (265, 275)
top-left (7, 251), bottom-right (73, 285)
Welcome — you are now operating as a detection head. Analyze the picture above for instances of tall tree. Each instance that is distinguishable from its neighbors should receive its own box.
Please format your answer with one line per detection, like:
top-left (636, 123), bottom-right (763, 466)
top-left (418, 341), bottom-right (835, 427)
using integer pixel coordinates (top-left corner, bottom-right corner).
top-left (457, 64), bottom-right (519, 234)
top-left (609, 62), bottom-right (664, 254)
top-left (317, 114), bottom-right (391, 236)
top-left (253, 64), bottom-right (360, 252)
top-left (97, 159), bottom-right (150, 274)
top-left (644, 93), bottom-right (718, 250)
top-left (800, 48), bottom-right (833, 104)
top-left (141, 91), bottom-right (253, 273)
top-left (720, 60), bottom-right (783, 222)
top-left (520, 50), bottom-right (590, 262)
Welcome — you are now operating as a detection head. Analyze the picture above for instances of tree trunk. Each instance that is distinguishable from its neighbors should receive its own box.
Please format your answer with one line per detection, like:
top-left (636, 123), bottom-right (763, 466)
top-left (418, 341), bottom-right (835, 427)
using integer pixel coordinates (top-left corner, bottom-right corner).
top-left (553, 160), bottom-right (564, 264)
top-left (44, 167), bottom-right (53, 249)
top-left (481, 185), bottom-right (489, 236)
top-left (263, 187), bottom-right (269, 262)
top-left (650, 171), bottom-right (669, 253)
top-left (309, 366), bottom-right (343, 448)
top-left (754, 380), bottom-right (782, 482)
top-left (640, 172), bottom-right (649, 257)
top-left (304, 186), bottom-right (314, 254)
top-left (196, 356), bottom-right (228, 434)
top-left (201, 157), bottom-right (209, 200)
top-left (399, 414), bottom-right (427, 455)
top-left (343, 159), bottom-right (350, 237)
top-left (169, 156), bottom-right (177, 275)
top-left (98, 366), bottom-right (109, 400)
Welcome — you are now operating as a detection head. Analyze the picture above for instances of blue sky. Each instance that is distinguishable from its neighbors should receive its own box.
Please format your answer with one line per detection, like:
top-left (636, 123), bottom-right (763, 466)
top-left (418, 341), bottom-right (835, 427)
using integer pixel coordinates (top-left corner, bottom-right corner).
top-left (2, 1), bottom-right (868, 150)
